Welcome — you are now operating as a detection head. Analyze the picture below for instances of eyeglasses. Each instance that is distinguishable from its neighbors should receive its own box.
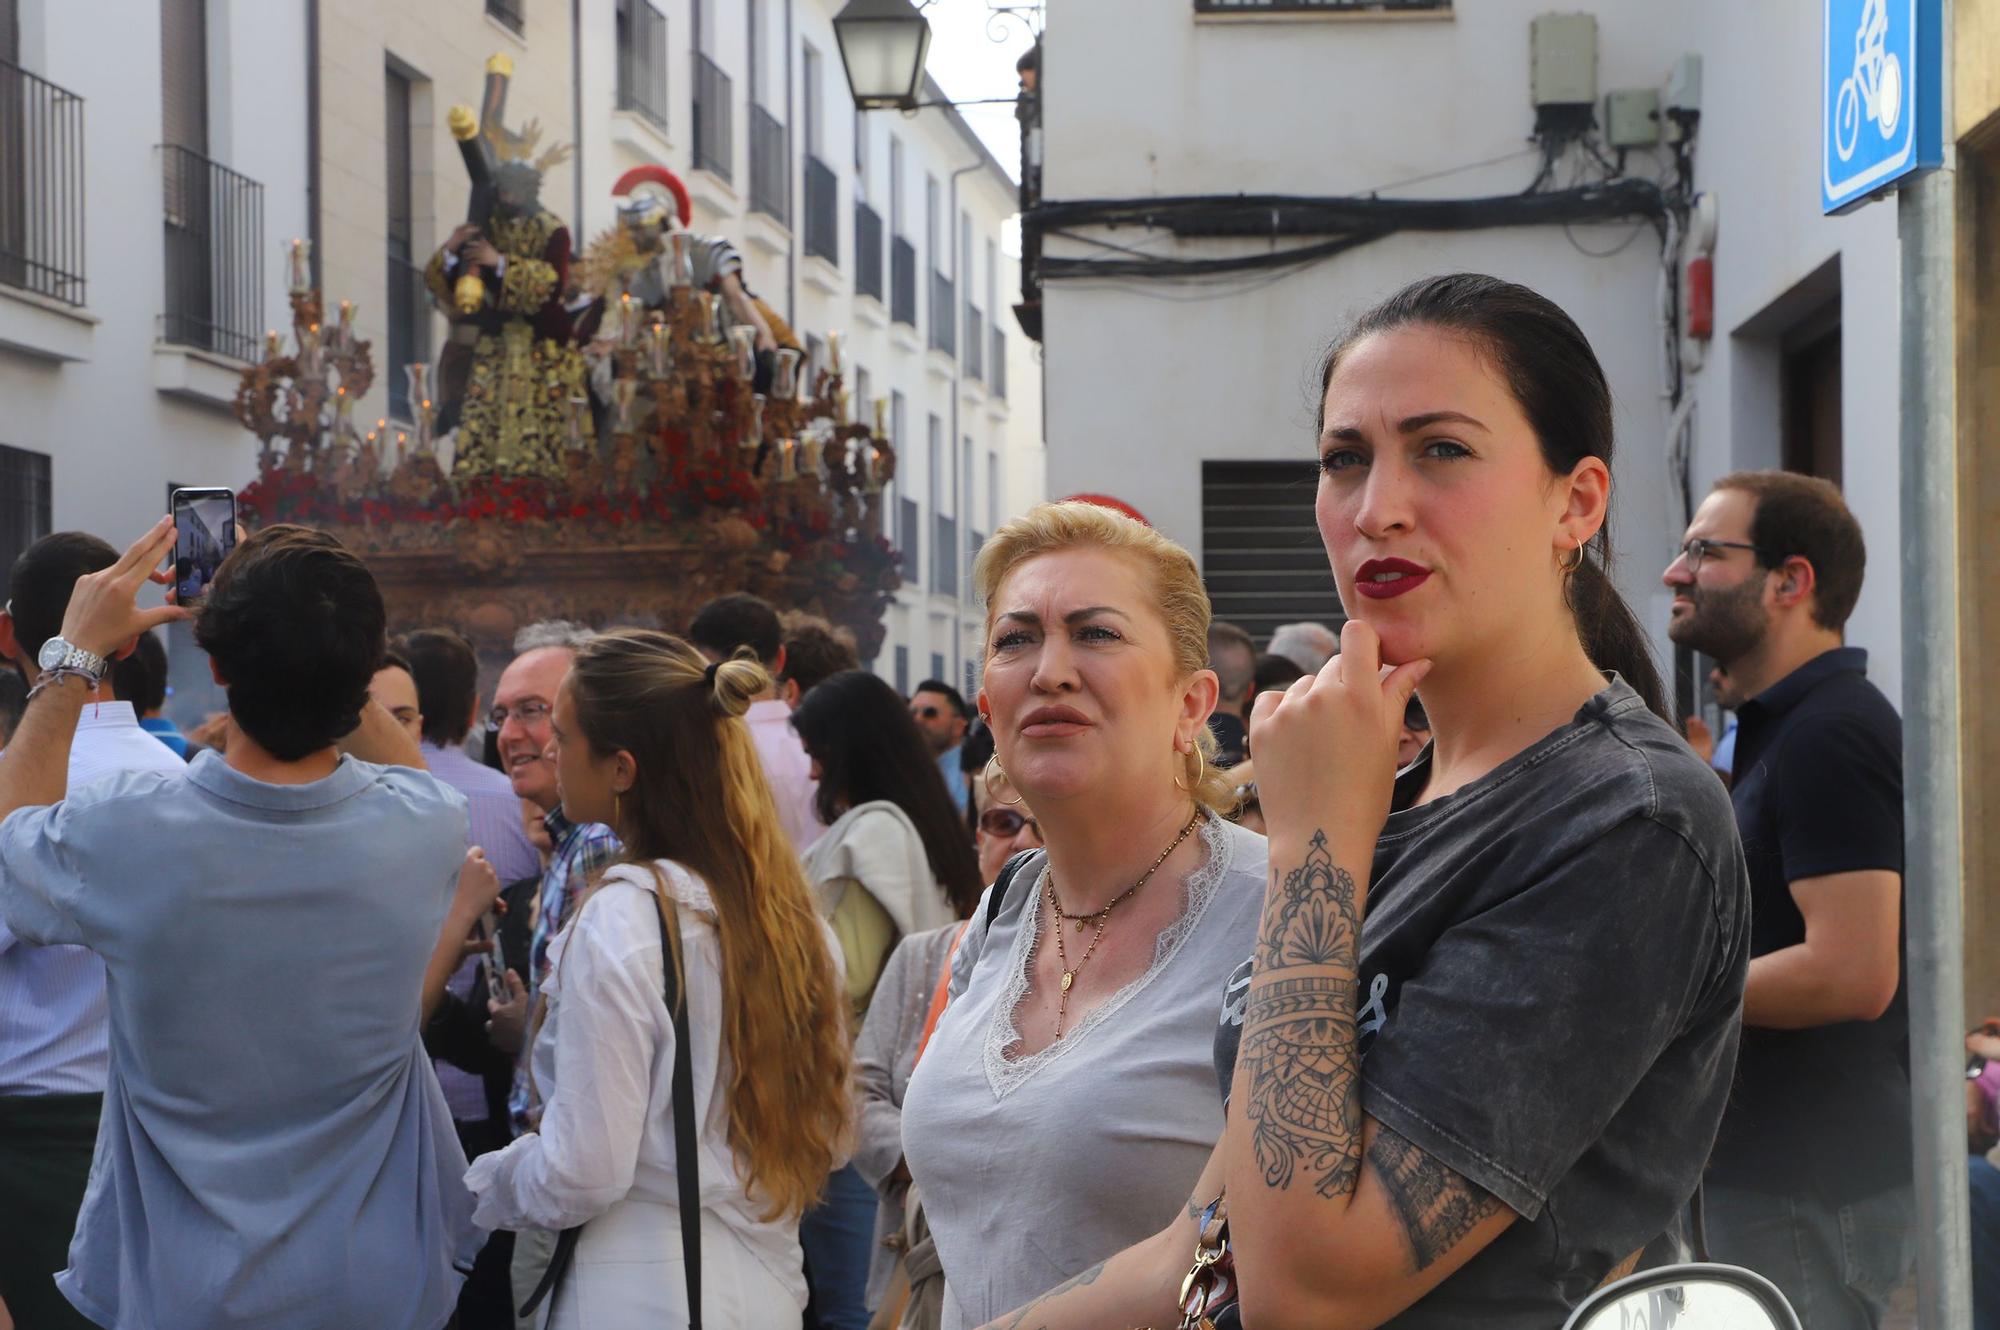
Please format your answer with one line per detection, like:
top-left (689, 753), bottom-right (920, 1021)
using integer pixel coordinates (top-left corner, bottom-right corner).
top-left (1675, 537), bottom-right (1762, 574)
top-left (910, 705), bottom-right (942, 720)
top-left (488, 699), bottom-right (552, 730)
top-left (978, 807), bottom-right (1042, 840)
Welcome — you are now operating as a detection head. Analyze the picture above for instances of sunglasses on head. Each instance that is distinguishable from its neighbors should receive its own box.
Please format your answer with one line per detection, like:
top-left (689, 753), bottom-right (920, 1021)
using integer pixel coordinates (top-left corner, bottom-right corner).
top-left (978, 807), bottom-right (1041, 839)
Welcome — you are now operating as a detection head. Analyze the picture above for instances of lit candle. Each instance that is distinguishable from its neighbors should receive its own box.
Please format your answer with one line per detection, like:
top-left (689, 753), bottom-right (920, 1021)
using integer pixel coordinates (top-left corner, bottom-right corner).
top-left (802, 434), bottom-right (823, 473)
top-left (287, 238), bottom-right (311, 295)
top-left (618, 293), bottom-right (638, 347)
top-left (864, 443), bottom-right (884, 492)
top-left (395, 430), bottom-right (408, 464)
top-left (647, 322), bottom-right (671, 377)
top-left (780, 438), bottom-right (797, 481)
top-left (873, 397), bottom-right (889, 436)
top-left (264, 328), bottom-right (283, 359)
top-left (336, 299), bottom-right (355, 350)
top-left (827, 330), bottom-right (843, 375)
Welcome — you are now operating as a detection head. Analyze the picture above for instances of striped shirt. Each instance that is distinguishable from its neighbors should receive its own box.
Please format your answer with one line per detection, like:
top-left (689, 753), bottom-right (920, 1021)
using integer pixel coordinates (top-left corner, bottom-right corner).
top-left (0, 701), bottom-right (189, 1096)
top-left (510, 808), bottom-right (620, 1128)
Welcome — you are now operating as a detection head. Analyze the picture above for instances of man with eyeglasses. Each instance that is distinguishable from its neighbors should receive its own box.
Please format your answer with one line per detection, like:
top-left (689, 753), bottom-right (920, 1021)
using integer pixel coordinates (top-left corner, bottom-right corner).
top-left (1663, 471), bottom-right (1911, 1328)
top-left (487, 620), bottom-right (621, 1327)
top-left (907, 679), bottom-right (971, 809)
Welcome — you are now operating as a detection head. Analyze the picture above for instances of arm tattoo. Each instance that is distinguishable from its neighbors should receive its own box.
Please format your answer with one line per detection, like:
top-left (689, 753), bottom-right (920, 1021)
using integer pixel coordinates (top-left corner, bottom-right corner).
top-left (1238, 831), bottom-right (1364, 1199)
top-left (1367, 1126), bottom-right (1506, 1272)
top-left (986, 1262), bottom-right (1106, 1330)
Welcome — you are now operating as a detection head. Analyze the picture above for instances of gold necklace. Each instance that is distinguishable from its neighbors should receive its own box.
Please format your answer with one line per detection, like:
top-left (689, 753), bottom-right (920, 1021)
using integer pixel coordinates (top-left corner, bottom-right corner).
top-left (1045, 811), bottom-right (1203, 1039)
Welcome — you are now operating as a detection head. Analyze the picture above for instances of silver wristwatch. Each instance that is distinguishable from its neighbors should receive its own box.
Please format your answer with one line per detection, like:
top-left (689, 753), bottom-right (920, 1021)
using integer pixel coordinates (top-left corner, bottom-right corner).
top-left (36, 636), bottom-right (108, 683)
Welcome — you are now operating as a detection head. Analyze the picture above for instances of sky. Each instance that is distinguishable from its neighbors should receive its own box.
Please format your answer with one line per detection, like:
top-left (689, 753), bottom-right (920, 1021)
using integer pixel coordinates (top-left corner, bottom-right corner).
top-left (913, 1), bottom-right (1040, 183)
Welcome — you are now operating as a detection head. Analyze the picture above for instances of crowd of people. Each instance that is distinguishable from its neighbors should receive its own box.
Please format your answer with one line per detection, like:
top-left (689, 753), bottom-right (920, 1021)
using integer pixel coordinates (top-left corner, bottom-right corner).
top-left (0, 271), bottom-right (1940, 1330)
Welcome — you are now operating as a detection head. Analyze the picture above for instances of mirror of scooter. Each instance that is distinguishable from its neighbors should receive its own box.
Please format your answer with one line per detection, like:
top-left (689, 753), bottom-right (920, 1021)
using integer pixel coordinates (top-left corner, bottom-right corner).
top-left (1562, 1262), bottom-right (1803, 1330)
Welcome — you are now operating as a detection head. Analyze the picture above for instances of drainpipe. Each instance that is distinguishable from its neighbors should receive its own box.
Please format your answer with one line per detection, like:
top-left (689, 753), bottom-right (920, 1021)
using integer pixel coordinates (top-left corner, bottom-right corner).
top-left (305, 0), bottom-right (321, 288)
top-left (571, 0), bottom-right (584, 232)
top-left (947, 158), bottom-right (979, 686)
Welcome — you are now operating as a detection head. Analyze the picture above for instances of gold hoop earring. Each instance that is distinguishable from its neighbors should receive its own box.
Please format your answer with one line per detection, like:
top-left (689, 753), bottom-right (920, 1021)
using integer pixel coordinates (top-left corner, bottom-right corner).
top-left (985, 756), bottom-right (1026, 807)
top-left (1173, 743), bottom-right (1205, 794)
top-left (1561, 542), bottom-right (1586, 574)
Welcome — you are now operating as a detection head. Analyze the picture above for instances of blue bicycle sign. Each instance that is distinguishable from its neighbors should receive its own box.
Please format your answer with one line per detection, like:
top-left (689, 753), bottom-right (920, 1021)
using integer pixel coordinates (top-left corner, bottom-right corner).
top-left (1822, 0), bottom-right (1942, 213)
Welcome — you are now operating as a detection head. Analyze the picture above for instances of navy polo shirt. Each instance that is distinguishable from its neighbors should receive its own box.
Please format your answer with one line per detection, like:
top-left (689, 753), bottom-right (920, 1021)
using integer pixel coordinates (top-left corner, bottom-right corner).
top-left (1706, 647), bottom-right (1910, 1202)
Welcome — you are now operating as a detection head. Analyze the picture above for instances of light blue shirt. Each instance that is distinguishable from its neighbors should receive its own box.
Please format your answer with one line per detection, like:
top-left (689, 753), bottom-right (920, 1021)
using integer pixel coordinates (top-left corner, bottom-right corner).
top-left (0, 702), bottom-right (188, 1096)
top-left (938, 745), bottom-right (969, 813)
top-left (0, 750), bottom-right (481, 1330)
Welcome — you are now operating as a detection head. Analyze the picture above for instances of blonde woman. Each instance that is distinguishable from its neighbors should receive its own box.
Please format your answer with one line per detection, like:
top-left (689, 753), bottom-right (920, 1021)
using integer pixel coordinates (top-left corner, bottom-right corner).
top-left (465, 631), bottom-right (849, 1328)
top-left (898, 502), bottom-right (1268, 1329)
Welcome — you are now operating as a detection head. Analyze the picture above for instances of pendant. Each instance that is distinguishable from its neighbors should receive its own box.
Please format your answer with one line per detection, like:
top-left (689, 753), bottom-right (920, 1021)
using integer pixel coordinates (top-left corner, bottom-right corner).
top-left (1075, 917), bottom-right (1088, 932)
top-left (1061, 971), bottom-right (1075, 992)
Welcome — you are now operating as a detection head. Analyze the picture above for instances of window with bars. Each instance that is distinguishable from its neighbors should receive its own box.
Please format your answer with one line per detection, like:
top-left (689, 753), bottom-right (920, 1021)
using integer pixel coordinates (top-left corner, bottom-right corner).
top-left (486, 0), bottom-right (525, 34)
top-left (0, 443), bottom-right (50, 605)
top-left (385, 65), bottom-right (428, 421)
top-left (616, 0), bottom-right (669, 131)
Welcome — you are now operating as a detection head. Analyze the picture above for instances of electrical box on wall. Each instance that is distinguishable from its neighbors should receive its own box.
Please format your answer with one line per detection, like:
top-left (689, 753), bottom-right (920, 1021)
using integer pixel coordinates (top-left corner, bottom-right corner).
top-left (1605, 89), bottom-right (1660, 147)
top-left (1530, 13), bottom-right (1598, 108)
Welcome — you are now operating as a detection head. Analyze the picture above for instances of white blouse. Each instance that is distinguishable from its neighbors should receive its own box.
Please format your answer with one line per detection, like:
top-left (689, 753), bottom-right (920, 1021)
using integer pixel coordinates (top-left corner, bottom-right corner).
top-left (465, 860), bottom-right (834, 1308)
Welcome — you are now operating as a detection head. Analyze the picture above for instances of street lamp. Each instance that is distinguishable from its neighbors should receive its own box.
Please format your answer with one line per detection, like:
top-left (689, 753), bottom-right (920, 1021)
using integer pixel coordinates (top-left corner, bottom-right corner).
top-left (832, 0), bottom-right (933, 111)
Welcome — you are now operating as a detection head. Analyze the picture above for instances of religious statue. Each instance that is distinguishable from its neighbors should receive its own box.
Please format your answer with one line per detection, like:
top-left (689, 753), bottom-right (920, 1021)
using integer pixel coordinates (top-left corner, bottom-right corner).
top-left (579, 166), bottom-right (802, 394)
top-left (427, 54), bottom-right (587, 479)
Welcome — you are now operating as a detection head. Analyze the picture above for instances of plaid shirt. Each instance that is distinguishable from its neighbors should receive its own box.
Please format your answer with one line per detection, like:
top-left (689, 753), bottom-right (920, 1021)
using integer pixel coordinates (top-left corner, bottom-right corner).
top-left (510, 808), bottom-right (621, 1129)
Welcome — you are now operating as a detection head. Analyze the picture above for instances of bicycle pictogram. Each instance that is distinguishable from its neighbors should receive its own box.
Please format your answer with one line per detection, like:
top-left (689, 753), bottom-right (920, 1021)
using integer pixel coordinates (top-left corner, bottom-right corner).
top-left (1833, 0), bottom-right (1904, 162)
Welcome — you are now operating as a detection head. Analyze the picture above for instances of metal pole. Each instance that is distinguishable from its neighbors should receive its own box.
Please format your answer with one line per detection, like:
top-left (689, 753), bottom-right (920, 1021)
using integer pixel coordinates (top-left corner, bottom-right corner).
top-left (1897, 1), bottom-right (1968, 1322)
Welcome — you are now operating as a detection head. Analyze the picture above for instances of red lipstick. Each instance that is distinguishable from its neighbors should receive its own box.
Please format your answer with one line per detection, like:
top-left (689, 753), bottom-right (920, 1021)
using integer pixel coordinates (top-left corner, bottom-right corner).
top-left (1354, 557), bottom-right (1432, 601)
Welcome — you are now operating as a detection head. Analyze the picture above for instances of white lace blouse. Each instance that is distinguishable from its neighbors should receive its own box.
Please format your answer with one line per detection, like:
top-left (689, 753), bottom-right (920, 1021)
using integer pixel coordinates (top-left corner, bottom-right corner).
top-left (898, 817), bottom-right (1268, 1330)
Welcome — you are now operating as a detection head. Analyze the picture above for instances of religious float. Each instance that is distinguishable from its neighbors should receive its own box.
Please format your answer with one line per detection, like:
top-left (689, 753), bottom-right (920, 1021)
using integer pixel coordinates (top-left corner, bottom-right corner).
top-left (231, 55), bottom-right (901, 661)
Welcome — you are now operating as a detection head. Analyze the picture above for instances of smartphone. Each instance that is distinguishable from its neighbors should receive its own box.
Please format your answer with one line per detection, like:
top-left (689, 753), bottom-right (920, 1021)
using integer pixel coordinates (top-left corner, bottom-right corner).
top-left (170, 488), bottom-right (236, 605)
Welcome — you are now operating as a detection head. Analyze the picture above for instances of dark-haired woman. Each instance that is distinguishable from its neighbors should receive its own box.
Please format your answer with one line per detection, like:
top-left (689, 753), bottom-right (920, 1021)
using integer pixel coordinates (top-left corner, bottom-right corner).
top-left (787, 669), bottom-right (980, 1330)
top-left (465, 631), bottom-right (849, 1328)
top-left (983, 273), bottom-right (1751, 1330)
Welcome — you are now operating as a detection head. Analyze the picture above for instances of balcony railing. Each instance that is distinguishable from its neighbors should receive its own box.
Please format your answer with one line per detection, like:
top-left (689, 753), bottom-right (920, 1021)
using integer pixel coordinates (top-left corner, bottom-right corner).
top-left (803, 155), bottom-right (837, 265)
top-left (486, 0), bottom-right (525, 33)
top-left (748, 104), bottom-right (789, 224)
top-left (855, 201), bottom-right (884, 301)
top-left (965, 307), bottom-right (984, 382)
top-left (990, 326), bottom-right (1007, 399)
top-left (933, 512), bottom-right (958, 595)
top-left (160, 144), bottom-right (265, 363)
top-left (616, 0), bottom-right (670, 132)
top-left (928, 272), bottom-right (955, 356)
top-left (0, 59), bottom-right (86, 307)
top-left (1194, 0), bottom-right (1447, 9)
top-left (890, 236), bottom-right (917, 327)
top-left (386, 254), bottom-right (431, 420)
top-left (693, 54), bottom-right (732, 182)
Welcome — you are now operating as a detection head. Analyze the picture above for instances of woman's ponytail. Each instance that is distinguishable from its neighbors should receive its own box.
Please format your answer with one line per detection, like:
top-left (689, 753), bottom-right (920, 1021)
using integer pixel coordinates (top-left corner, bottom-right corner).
top-left (1568, 546), bottom-right (1670, 723)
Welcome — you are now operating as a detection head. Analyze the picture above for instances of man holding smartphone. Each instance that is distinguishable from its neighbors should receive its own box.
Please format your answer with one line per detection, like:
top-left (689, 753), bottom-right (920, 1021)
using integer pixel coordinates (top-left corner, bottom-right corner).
top-left (0, 533), bottom-right (189, 1330)
top-left (0, 520), bottom-right (482, 1329)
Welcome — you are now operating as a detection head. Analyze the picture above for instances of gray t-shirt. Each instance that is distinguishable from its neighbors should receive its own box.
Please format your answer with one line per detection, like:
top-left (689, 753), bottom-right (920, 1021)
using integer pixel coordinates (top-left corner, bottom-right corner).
top-left (1213, 680), bottom-right (1749, 1327)
top-left (0, 751), bottom-right (479, 1330)
top-left (901, 816), bottom-right (1266, 1330)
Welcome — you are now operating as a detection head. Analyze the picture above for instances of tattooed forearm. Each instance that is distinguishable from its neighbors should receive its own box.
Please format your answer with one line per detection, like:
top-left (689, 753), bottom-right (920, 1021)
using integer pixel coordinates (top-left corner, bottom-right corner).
top-left (1238, 831), bottom-right (1364, 1199)
top-left (982, 1261), bottom-right (1106, 1330)
top-left (1367, 1126), bottom-right (1506, 1272)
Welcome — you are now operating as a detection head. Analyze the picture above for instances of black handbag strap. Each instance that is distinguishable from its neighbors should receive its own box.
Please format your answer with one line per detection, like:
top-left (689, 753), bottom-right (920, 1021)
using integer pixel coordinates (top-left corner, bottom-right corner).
top-left (982, 849), bottom-right (1040, 932)
top-left (518, 883), bottom-right (702, 1326)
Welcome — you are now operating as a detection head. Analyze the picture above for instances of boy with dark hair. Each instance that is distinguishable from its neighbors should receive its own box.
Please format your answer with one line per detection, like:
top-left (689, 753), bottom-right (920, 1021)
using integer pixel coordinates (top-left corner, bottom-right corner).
top-left (111, 629), bottom-right (189, 759)
top-left (400, 627), bottom-right (482, 751)
top-left (687, 590), bottom-right (785, 668)
top-left (0, 520), bottom-right (490, 1329)
top-left (777, 613), bottom-right (860, 706)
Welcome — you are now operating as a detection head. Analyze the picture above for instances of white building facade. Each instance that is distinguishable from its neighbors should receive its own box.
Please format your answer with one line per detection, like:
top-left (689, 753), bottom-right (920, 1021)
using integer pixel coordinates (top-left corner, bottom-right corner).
top-left (1037, 0), bottom-right (1901, 714)
top-left (0, 0), bottom-right (1042, 716)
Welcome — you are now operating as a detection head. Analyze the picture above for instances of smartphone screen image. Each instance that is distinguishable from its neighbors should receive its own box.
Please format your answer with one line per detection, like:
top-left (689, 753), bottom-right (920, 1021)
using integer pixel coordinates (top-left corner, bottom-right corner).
top-left (171, 488), bottom-right (236, 604)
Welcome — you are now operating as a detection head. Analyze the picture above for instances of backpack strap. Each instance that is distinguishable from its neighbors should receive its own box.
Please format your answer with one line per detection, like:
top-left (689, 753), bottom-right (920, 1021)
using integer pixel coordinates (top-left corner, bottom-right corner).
top-left (519, 879), bottom-right (701, 1327)
top-left (983, 849), bottom-right (1039, 932)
